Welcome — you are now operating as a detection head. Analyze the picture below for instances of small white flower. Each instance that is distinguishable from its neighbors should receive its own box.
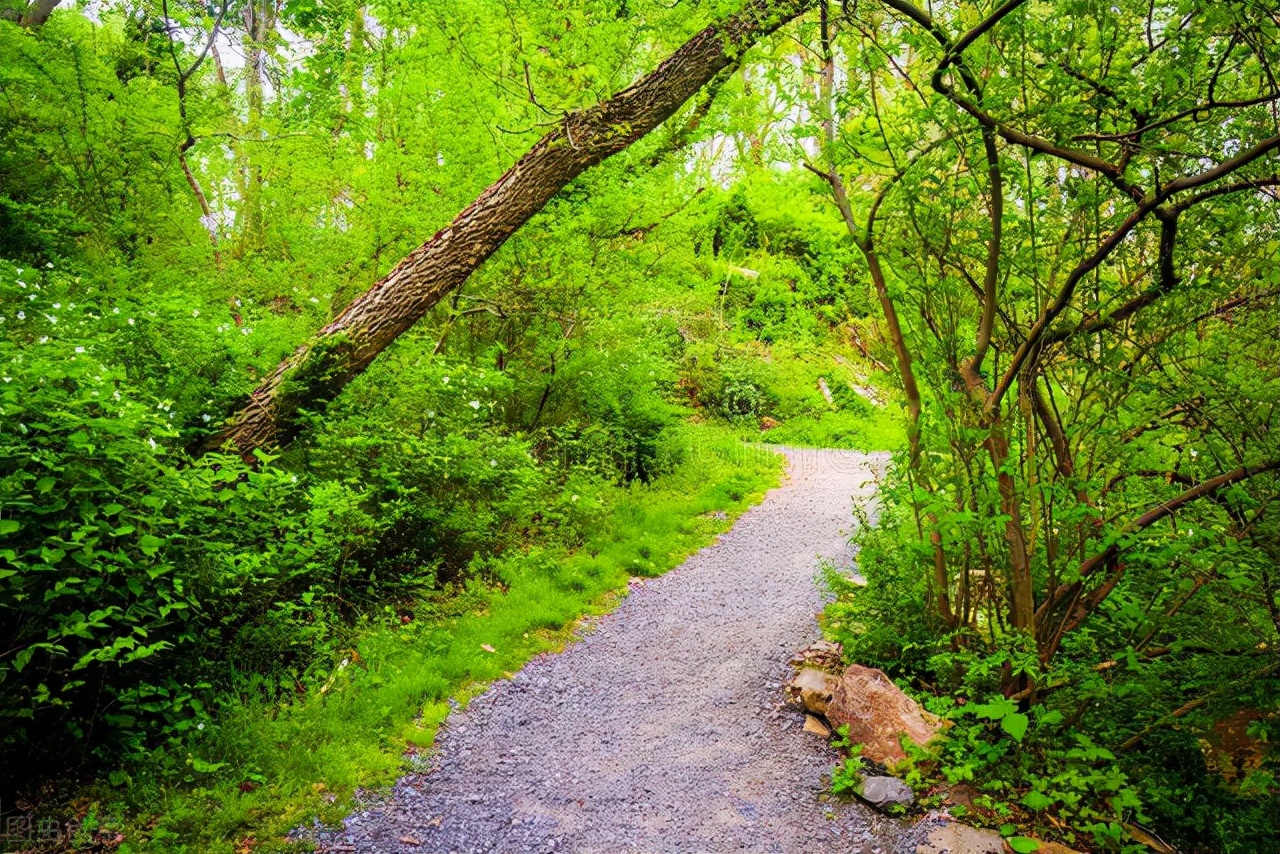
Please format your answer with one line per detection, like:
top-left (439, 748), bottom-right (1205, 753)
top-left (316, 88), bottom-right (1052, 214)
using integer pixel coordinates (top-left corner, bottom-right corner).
top-left (27, 294), bottom-right (35, 301)
top-left (426, 410), bottom-right (436, 418)
top-left (469, 400), bottom-right (480, 409)
top-left (442, 376), bottom-right (450, 384)
top-left (309, 297), bottom-right (319, 304)
top-left (1189, 449), bottom-right (1198, 458)
top-left (128, 318), bottom-right (135, 325)
top-left (45, 262), bottom-right (53, 269)
top-left (148, 438), bottom-right (157, 449)
top-left (112, 391), bottom-right (121, 401)
top-left (571, 494), bottom-right (579, 502)
top-left (489, 459), bottom-right (497, 467)
top-left (242, 327), bottom-right (252, 335)
top-left (16, 281), bottom-right (24, 288)
top-left (15, 311), bottom-right (23, 320)
top-left (15, 268), bottom-right (22, 275)
top-left (52, 303), bottom-right (60, 309)
top-left (75, 346), bottom-right (85, 353)
top-left (112, 307), bottom-right (120, 314)
top-left (202, 413), bottom-right (211, 422)
top-left (290, 474), bottom-right (298, 483)
top-left (39, 336), bottom-right (48, 344)
top-left (192, 309), bottom-right (200, 317)
top-left (1, 377), bottom-right (10, 383)
top-left (197, 723), bottom-right (205, 731)
top-left (234, 299), bottom-right (242, 307)
top-left (44, 315), bottom-right (57, 324)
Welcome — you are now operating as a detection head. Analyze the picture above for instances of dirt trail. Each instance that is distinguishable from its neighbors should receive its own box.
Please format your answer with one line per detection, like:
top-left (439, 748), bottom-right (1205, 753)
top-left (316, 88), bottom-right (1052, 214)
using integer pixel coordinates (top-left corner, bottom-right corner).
top-left (323, 448), bottom-right (918, 853)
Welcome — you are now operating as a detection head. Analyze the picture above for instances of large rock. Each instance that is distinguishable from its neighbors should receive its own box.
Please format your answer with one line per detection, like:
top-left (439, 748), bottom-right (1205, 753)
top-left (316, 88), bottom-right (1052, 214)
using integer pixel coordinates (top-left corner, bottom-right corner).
top-left (786, 667), bottom-right (838, 716)
top-left (856, 775), bottom-right (914, 811)
top-left (915, 823), bottom-right (1004, 854)
top-left (825, 664), bottom-right (942, 765)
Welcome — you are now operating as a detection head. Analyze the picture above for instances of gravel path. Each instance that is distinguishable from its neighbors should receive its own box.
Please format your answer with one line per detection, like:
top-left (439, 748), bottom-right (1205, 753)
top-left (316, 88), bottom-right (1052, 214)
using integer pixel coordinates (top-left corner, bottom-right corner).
top-left (323, 448), bottom-right (919, 854)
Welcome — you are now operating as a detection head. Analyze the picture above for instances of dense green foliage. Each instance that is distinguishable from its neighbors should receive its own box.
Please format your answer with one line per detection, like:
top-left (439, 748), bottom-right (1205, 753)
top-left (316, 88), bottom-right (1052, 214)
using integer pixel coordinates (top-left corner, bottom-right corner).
top-left (1, 0), bottom-right (1277, 850)
top-left (805, 1), bottom-right (1280, 852)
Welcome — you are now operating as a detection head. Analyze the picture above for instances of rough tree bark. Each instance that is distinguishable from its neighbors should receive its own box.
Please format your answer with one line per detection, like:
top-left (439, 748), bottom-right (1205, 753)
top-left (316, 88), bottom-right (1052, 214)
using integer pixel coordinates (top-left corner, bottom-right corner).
top-left (19, 0), bottom-right (61, 27)
top-left (209, 0), bottom-right (815, 455)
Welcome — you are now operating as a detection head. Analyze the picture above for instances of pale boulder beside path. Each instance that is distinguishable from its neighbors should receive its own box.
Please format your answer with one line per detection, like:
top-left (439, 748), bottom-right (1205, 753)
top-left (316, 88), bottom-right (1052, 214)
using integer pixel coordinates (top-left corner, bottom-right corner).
top-left (317, 448), bottom-right (935, 853)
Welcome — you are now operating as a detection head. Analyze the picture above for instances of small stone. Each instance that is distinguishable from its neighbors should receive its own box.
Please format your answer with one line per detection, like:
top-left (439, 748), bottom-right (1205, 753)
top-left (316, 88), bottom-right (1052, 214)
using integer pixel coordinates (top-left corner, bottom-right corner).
top-left (399, 835), bottom-right (422, 846)
top-left (803, 714), bottom-right (832, 738)
top-left (787, 667), bottom-right (838, 715)
top-left (856, 775), bottom-right (914, 811)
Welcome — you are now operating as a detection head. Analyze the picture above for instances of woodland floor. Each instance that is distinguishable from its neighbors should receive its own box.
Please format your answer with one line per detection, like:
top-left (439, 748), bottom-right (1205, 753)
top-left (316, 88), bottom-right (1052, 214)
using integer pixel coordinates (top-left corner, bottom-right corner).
top-left (315, 449), bottom-right (927, 853)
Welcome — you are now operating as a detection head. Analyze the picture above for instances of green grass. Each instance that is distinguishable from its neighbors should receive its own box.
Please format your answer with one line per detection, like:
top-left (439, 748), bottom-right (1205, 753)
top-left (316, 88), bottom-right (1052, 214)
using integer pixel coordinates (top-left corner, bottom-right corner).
top-left (744, 340), bottom-right (905, 452)
top-left (762, 407), bottom-right (904, 451)
top-left (100, 423), bottom-right (783, 852)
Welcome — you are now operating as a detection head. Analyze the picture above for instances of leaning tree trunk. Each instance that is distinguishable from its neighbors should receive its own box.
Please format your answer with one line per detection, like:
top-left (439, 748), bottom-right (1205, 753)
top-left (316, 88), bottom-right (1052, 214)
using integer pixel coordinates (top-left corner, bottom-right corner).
top-left (20, 0), bottom-right (61, 27)
top-left (210, 0), bottom-right (814, 456)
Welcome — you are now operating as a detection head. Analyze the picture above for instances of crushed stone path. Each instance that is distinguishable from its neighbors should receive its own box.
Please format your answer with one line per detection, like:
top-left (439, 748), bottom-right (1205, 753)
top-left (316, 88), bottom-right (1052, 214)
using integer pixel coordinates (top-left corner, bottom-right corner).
top-left (323, 448), bottom-right (921, 853)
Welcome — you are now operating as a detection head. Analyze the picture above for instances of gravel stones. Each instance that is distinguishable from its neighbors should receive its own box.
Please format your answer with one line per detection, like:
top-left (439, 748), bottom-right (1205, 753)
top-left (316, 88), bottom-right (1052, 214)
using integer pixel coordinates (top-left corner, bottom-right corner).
top-left (321, 449), bottom-right (925, 853)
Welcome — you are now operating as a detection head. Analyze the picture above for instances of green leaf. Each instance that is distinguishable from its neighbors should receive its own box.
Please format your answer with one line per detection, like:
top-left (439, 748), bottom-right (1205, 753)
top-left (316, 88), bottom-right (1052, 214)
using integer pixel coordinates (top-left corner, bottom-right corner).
top-left (1020, 790), bottom-right (1054, 810)
top-left (0, 519), bottom-right (20, 536)
top-left (13, 647), bottom-right (35, 672)
top-left (139, 534), bottom-right (164, 556)
top-left (102, 503), bottom-right (124, 516)
top-left (1037, 710), bottom-right (1064, 727)
top-left (36, 477), bottom-right (56, 493)
top-left (1002, 712), bottom-right (1029, 742)
top-left (1008, 838), bottom-right (1040, 853)
top-left (191, 758), bottom-right (228, 774)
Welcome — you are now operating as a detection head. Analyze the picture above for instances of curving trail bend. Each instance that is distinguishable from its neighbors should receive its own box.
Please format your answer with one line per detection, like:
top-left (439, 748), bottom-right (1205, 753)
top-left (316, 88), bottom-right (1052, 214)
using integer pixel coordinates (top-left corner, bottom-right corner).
top-left (323, 448), bottom-right (919, 854)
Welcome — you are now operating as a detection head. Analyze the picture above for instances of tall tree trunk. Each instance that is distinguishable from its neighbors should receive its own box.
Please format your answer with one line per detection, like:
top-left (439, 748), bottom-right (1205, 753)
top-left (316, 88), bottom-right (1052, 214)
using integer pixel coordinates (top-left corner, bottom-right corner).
top-left (19, 0), bottom-right (60, 28)
top-left (209, 0), bottom-right (814, 455)
top-left (984, 417), bottom-right (1036, 632)
top-left (237, 0), bottom-right (274, 254)
top-left (805, 5), bottom-right (952, 627)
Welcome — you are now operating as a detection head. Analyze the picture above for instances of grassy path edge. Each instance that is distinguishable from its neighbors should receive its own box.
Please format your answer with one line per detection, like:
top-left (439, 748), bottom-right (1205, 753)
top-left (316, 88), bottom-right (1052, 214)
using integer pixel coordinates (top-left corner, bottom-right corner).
top-left (110, 427), bottom-right (785, 852)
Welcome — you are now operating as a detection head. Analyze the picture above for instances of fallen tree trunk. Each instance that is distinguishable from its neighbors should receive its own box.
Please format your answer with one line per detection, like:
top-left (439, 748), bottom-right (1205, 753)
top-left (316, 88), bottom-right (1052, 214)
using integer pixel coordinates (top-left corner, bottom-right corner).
top-left (209, 0), bottom-right (814, 456)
